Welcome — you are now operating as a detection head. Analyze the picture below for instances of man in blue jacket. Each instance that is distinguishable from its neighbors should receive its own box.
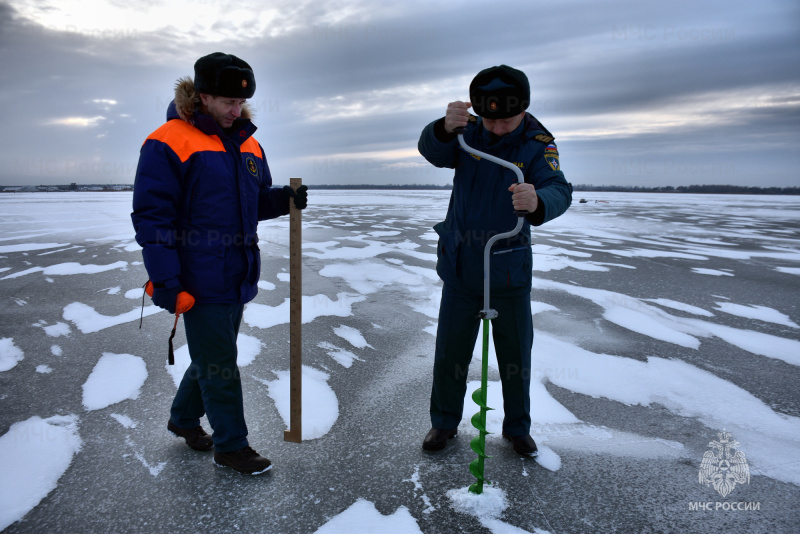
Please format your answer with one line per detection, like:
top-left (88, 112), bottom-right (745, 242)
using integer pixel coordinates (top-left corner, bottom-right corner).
top-left (418, 65), bottom-right (572, 455)
top-left (131, 53), bottom-right (307, 474)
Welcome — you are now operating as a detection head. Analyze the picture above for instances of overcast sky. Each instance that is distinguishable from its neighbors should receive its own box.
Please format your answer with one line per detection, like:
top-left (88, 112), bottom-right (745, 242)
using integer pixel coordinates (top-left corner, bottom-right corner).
top-left (1, 0), bottom-right (798, 188)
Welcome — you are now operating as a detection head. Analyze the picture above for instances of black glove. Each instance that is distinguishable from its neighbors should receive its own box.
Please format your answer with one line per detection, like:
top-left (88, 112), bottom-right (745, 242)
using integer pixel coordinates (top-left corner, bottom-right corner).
top-left (283, 184), bottom-right (308, 210)
top-left (151, 282), bottom-right (183, 314)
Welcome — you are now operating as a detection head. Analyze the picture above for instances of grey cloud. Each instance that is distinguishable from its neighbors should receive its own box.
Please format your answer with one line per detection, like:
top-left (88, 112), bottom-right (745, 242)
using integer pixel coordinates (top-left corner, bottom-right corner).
top-left (0, 0), bottom-right (798, 187)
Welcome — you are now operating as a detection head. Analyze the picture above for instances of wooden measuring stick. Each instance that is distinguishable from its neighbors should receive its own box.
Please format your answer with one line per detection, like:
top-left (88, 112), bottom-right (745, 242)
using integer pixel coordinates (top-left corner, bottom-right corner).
top-left (284, 177), bottom-right (303, 443)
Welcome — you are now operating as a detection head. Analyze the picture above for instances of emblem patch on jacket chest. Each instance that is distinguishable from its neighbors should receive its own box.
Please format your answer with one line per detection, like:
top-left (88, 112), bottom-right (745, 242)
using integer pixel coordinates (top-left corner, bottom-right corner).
top-left (246, 156), bottom-right (258, 177)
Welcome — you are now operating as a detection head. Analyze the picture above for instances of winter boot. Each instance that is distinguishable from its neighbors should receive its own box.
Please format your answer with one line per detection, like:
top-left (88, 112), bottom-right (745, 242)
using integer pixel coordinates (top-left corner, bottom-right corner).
top-left (168, 420), bottom-right (213, 451)
top-left (214, 446), bottom-right (273, 475)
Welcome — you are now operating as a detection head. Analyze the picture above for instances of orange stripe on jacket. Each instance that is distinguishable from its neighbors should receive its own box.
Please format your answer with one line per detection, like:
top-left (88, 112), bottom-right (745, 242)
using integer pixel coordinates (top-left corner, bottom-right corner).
top-left (146, 119), bottom-right (225, 163)
top-left (240, 136), bottom-right (263, 159)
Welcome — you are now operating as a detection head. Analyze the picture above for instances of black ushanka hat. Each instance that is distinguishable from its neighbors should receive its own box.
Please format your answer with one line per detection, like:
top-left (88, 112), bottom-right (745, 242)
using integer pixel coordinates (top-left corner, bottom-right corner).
top-left (194, 52), bottom-right (256, 99)
top-left (469, 65), bottom-right (530, 119)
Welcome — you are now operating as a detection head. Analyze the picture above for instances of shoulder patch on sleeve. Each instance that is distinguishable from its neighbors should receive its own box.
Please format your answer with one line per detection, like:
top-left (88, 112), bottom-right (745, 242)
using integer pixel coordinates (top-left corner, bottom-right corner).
top-left (543, 143), bottom-right (560, 171)
top-left (534, 133), bottom-right (554, 144)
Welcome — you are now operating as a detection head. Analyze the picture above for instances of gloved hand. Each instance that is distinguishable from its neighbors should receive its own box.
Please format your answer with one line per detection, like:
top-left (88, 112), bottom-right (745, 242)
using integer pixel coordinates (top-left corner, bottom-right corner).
top-left (151, 281), bottom-right (183, 314)
top-left (283, 184), bottom-right (308, 210)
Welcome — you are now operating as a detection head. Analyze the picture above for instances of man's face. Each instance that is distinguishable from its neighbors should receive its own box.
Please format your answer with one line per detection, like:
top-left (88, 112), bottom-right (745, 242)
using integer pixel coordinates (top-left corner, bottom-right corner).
top-left (481, 111), bottom-right (525, 137)
top-left (200, 94), bottom-right (246, 129)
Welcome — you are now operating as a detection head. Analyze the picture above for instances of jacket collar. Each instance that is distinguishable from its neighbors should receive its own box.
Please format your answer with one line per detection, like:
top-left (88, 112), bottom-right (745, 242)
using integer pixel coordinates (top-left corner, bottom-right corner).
top-left (474, 112), bottom-right (554, 150)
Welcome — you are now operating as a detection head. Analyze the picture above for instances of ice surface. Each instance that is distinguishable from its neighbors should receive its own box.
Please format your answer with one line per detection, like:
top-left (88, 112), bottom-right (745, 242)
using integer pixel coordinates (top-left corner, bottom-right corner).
top-left (1, 191), bottom-right (799, 532)
top-left (534, 333), bottom-right (800, 484)
top-left (532, 278), bottom-right (800, 363)
top-left (110, 413), bottom-right (136, 428)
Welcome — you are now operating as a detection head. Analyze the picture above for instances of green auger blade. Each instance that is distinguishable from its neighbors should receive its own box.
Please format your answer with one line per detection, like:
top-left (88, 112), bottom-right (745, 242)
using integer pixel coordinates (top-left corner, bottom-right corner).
top-left (468, 458), bottom-right (486, 480)
top-left (468, 481), bottom-right (483, 494)
top-left (470, 412), bottom-right (487, 432)
top-left (471, 387), bottom-right (485, 406)
top-left (470, 435), bottom-right (492, 458)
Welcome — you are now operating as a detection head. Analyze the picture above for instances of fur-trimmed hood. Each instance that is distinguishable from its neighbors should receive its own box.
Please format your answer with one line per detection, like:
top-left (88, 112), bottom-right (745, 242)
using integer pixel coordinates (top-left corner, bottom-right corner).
top-left (171, 77), bottom-right (253, 123)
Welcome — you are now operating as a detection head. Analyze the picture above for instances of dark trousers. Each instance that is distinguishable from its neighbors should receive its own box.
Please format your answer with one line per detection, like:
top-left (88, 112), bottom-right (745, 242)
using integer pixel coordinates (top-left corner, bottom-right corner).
top-left (169, 302), bottom-right (248, 453)
top-left (430, 284), bottom-right (533, 436)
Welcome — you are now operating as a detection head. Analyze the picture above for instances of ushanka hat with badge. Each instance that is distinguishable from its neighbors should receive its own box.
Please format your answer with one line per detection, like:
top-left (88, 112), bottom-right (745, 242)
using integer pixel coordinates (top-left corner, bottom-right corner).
top-left (194, 52), bottom-right (256, 99)
top-left (469, 65), bottom-right (530, 119)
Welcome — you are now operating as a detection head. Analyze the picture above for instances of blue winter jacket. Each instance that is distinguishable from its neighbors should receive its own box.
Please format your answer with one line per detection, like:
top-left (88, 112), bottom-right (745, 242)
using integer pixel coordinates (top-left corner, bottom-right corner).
top-left (418, 113), bottom-right (572, 296)
top-left (131, 79), bottom-right (290, 304)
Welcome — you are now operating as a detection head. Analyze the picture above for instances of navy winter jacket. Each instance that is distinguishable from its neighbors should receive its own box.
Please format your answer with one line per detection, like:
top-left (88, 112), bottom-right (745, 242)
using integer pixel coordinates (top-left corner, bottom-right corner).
top-left (131, 79), bottom-right (290, 304)
top-left (418, 113), bottom-right (572, 296)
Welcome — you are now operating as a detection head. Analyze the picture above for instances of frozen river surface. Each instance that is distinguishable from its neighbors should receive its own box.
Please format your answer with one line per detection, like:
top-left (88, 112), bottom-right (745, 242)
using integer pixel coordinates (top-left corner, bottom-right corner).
top-left (1, 191), bottom-right (799, 533)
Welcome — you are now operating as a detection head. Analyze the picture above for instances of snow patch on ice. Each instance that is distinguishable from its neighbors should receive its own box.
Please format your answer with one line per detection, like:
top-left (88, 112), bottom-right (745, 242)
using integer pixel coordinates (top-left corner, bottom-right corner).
top-left (447, 485), bottom-right (547, 534)
top-left (110, 413), bottom-right (136, 429)
top-left (713, 302), bottom-right (799, 328)
top-left (82, 353), bottom-right (147, 411)
top-left (0, 242), bottom-right (70, 253)
top-left (258, 280), bottom-right (276, 291)
top-left (333, 324), bottom-right (373, 349)
top-left (1, 260), bottom-right (128, 279)
top-left (244, 293), bottom-right (366, 329)
top-left (64, 302), bottom-right (161, 333)
top-left (691, 267), bottom-right (734, 276)
top-left (318, 341), bottom-right (362, 368)
top-left (258, 365), bottom-right (338, 440)
top-left (124, 287), bottom-right (145, 299)
top-left (0, 414), bottom-right (82, 531)
top-left (319, 261), bottom-right (424, 294)
top-left (313, 499), bottom-right (422, 533)
top-left (42, 321), bottom-right (71, 337)
top-left (236, 334), bottom-right (263, 367)
top-left (403, 466), bottom-right (435, 514)
top-left (533, 445), bottom-right (561, 472)
top-left (644, 298), bottom-right (714, 316)
top-left (0, 337), bottom-right (24, 372)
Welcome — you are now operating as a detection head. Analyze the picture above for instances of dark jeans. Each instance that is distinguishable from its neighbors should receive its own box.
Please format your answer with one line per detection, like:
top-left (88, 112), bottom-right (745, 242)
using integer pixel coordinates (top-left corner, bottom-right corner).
top-left (430, 284), bottom-right (533, 436)
top-left (169, 302), bottom-right (248, 453)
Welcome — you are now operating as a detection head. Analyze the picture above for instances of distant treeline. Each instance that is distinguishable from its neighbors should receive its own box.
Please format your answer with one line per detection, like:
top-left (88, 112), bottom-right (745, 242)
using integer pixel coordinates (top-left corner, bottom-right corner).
top-left (572, 184), bottom-right (800, 195)
top-left (306, 184), bottom-right (800, 194)
top-left (3, 183), bottom-right (799, 195)
top-left (309, 184), bottom-right (453, 190)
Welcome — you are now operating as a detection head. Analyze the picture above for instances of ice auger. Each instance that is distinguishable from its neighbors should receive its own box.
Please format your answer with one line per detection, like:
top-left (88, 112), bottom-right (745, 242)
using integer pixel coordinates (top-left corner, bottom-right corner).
top-left (455, 129), bottom-right (527, 495)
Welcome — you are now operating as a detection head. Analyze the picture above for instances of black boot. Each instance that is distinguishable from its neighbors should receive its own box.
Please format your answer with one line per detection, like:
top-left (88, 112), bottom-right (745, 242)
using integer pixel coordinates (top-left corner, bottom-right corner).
top-left (214, 447), bottom-right (272, 475)
top-left (168, 420), bottom-right (213, 451)
top-left (502, 433), bottom-right (538, 456)
top-left (422, 428), bottom-right (457, 451)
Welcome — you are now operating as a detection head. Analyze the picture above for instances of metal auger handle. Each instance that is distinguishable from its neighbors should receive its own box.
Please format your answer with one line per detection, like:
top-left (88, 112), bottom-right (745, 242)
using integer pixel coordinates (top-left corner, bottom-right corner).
top-left (456, 131), bottom-right (526, 316)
